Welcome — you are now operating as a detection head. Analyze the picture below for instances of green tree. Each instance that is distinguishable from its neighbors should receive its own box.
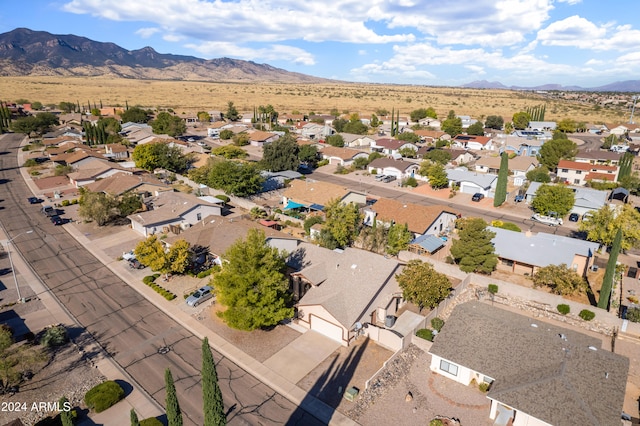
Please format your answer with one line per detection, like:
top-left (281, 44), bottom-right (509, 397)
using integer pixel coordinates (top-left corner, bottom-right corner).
top-left (120, 107), bottom-right (150, 123)
top-left (134, 235), bottom-right (170, 273)
top-left (599, 228), bottom-right (622, 309)
top-left (386, 223), bottom-right (412, 256)
top-left (332, 118), bottom-right (348, 133)
top-left (59, 101), bottom-right (76, 113)
top-left (322, 199), bottom-right (362, 248)
top-left (493, 152), bottom-right (508, 207)
top-left (395, 260), bottom-right (451, 310)
top-left (397, 146), bottom-right (417, 158)
top-left (556, 118), bottom-right (577, 133)
top-left (537, 138), bottom-right (578, 170)
top-left (423, 149), bottom-right (451, 165)
top-left (526, 166), bottom-right (551, 183)
top-left (225, 101), bottom-right (240, 121)
top-left (410, 108), bottom-right (428, 122)
top-left (353, 156), bottom-right (370, 169)
top-left (211, 145), bottom-right (248, 159)
top-left (485, 115), bottom-right (504, 130)
top-left (450, 218), bottom-right (498, 274)
top-left (370, 114), bottom-right (380, 127)
top-left (618, 152), bottom-right (634, 182)
top-left (10, 112), bottom-right (59, 136)
top-left (131, 409), bottom-right (140, 426)
top-left (118, 192), bottom-right (143, 217)
top-left (232, 132), bottom-right (250, 146)
top-left (197, 111), bottom-right (211, 123)
top-left (303, 215), bottom-right (325, 235)
top-left (530, 184), bottom-right (575, 216)
top-left (466, 121), bottom-right (485, 136)
top-left (262, 134), bottom-right (299, 171)
top-left (151, 112), bottom-right (187, 137)
top-left (512, 111), bottom-right (531, 130)
top-left (578, 204), bottom-right (640, 250)
top-left (78, 190), bottom-right (119, 225)
top-left (167, 240), bottom-right (192, 275)
top-left (219, 129), bottom-right (234, 140)
top-left (441, 116), bottom-right (462, 137)
top-left (343, 116), bottom-right (368, 134)
top-left (533, 264), bottom-right (587, 295)
top-left (298, 144), bottom-right (319, 165)
top-left (425, 162), bottom-right (449, 189)
top-left (397, 132), bottom-right (420, 143)
top-left (60, 396), bottom-right (73, 426)
top-left (132, 142), bottom-right (190, 172)
top-left (325, 134), bottom-right (345, 147)
top-left (165, 368), bottom-right (183, 426)
top-left (213, 229), bottom-right (294, 330)
top-left (202, 337), bottom-right (225, 426)
top-left (504, 122), bottom-right (514, 134)
top-left (200, 159), bottom-right (264, 196)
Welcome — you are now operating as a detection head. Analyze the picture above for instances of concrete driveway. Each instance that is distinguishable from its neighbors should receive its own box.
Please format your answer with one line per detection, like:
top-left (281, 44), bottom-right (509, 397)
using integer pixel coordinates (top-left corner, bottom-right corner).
top-left (264, 330), bottom-right (341, 383)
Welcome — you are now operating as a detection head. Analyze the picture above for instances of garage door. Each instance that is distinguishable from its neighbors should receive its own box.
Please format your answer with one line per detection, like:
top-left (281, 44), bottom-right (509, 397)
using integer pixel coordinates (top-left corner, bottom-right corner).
top-left (460, 184), bottom-right (479, 194)
top-left (310, 316), bottom-right (343, 343)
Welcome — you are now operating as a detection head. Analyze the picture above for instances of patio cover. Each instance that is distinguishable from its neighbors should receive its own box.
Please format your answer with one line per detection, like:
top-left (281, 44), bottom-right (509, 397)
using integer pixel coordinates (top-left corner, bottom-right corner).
top-left (410, 234), bottom-right (444, 253)
top-left (284, 200), bottom-right (306, 210)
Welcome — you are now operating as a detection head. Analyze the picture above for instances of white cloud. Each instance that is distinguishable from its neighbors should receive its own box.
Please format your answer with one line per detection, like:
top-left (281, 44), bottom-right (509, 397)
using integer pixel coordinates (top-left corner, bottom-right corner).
top-left (465, 65), bottom-right (485, 75)
top-left (358, 50), bottom-right (367, 56)
top-left (135, 27), bottom-right (159, 39)
top-left (556, 0), bottom-right (582, 4)
top-left (537, 16), bottom-right (640, 51)
top-left (163, 33), bottom-right (185, 42)
top-left (184, 41), bottom-right (316, 65)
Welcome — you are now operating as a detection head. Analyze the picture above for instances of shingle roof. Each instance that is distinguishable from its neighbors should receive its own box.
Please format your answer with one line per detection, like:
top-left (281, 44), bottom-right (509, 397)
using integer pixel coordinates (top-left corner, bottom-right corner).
top-left (430, 302), bottom-right (628, 426)
top-left (128, 191), bottom-right (219, 226)
top-left (446, 168), bottom-right (497, 188)
top-left (475, 155), bottom-right (539, 171)
top-left (294, 243), bottom-right (401, 328)
top-left (489, 226), bottom-right (599, 268)
top-left (283, 179), bottom-right (349, 206)
top-left (368, 157), bottom-right (417, 172)
top-left (85, 172), bottom-right (170, 195)
top-left (249, 130), bottom-right (277, 142)
top-left (366, 198), bottom-right (458, 235)
top-left (320, 146), bottom-right (366, 160)
top-left (575, 150), bottom-right (622, 162)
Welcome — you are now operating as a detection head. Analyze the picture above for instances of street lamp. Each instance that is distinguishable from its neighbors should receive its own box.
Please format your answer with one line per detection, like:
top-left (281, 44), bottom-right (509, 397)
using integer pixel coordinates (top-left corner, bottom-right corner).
top-left (6, 230), bottom-right (33, 303)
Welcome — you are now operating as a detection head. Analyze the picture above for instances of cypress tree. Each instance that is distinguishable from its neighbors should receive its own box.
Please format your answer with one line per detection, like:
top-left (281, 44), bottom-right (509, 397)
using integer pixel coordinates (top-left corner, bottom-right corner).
top-left (599, 227), bottom-right (622, 310)
top-left (202, 337), bottom-right (226, 426)
top-left (165, 368), bottom-right (183, 426)
top-left (59, 396), bottom-right (73, 426)
top-left (76, 100), bottom-right (80, 112)
top-left (391, 107), bottom-right (395, 136)
top-left (493, 151), bottom-right (508, 207)
top-left (130, 409), bottom-right (140, 426)
top-left (396, 109), bottom-right (400, 134)
top-left (100, 99), bottom-right (103, 109)
top-left (126, 100), bottom-right (129, 110)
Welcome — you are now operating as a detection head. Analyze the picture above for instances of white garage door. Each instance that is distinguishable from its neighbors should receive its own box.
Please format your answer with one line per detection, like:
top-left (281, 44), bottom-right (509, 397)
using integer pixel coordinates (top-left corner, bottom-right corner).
top-left (460, 183), bottom-right (479, 194)
top-left (310, 316), bottom-right (343, 343)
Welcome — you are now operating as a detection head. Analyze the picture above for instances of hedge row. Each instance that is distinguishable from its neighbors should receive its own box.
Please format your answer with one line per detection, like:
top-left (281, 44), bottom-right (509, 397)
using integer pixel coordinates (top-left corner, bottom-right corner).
top-left (84, 380), bottom-right (125, 413)
top-left (142, 274), bottom-right (176, 301)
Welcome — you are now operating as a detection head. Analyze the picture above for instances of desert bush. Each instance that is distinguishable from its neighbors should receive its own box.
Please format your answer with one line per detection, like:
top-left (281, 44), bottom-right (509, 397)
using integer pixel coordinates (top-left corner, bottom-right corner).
top-left (557, 304), bottom-right (570, 315)
top-left (40, 325), bottom-right (69, 347)
top-left (488, 284), bottom-right (498, 295)
top-left (626, 307), bottom-right (640, 323)
top-left (84, 380), bottom-right (125, 413)
top-left (61, 199), bottom-right (70, 207)
top-left (404, 176), bottom-right (418, 187)
top-left (579, 309), bottom-right (595, 321)
top-left (140, 418), bottom-right (164, 426)
top-left (429, 420), bottom-right (444, 426)
top-left (215, 194), bottom-right (230, 203)
top-left (317, 159), bottom-right (329, 167)
top-left (416, 329), bottom-right (434, 341)
top-left (478, 382), bottom-right (490, 392)
top-left (24, 158), bottom-right (38, 167)
top-left (22, 145), bottom-right (32, 151)
top-left (431, 317), bottom-right (445, 332)
top-left (142, 274), bottom-right (159, 285)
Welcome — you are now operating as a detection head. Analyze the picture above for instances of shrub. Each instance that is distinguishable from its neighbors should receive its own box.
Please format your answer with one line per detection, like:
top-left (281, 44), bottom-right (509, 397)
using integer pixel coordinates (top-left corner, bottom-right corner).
top-left (61, 199), bottom-right (70, 207)
top-left (142, 274), bottom-right (159, 285)
top-left (416, 329), bottom-right (434, 341)
top-left (626, 307), bottom-right (640, 323)
top-left (24, 158), bottom-right (38, 167)
top-left (140, 418), bottom-right (164, 426)
top-left (478, 382), bottom-right (490, 392)
top-left (71, 198), bottom-right (79, 205)
top-left (196, 268), bottom-right (216, 279)
top-left (430, 420), bottom-right (444, 426)
top-left (84, 380), bottom-right (125, 413)
top-left (488, 284), bottom-right (498, 295)
top-left (628, 296), bottom-right (639, 304)
top-left (215, 194), bottom-right (230, 203)
top-left (557, 304), bottom-right (571, 315)
top-left (431, 317), bottom-right (445, 332)
top-left (579, 309), bottom-right (595, 321)
top-left (22, 145), bottom-right (32, 151)
top-left (40, 325), bottom-right (69, 347)
top-left (404, 176), bottom-right (418, 187)
top-left (317, 159), bottom-right (329, 167)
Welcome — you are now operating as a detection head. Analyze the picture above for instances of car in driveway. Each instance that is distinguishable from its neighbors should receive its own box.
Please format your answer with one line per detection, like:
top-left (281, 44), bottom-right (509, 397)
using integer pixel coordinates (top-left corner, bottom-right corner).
top-left (186, 286), bottom-right (214, 307)
top-left (568, 213), bottom-right (580, 222)
top-left (128, 259), bottom-right (145, 269)
top-left (514, 195), bottom-right (524, 203)
top-left (471, 193), bottom-right (485, 202)
top-left (381, 175), bottom-right (396, 183)
top-left (50, 215), bottom-right (64, 226)
top-left (374, 174), bottom-right (386, 181)
top-left (28, 196), bottom-right (43, 204)
top-left (122, 251), bottom-right (136, 261)
top-left (531, 213), bottom-right (563, 226)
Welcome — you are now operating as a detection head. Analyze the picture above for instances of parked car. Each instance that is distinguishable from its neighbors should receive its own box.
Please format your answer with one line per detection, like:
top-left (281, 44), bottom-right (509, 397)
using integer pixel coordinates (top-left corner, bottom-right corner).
top-left (471, 193), bottom-right (484, 202)
top-left (568, 213), bottom-right (580, 222)
top-left (186, 286), bottom-right (214, 307)
top-left (374, 174), bottom-right (386, 181)
top-left (27, 197), bottom-right (43, 204)
top-left (42, 205), bottom-right (56, 217)
top-left (128, 259), bottom-right (145, 269)
top-left (531, 213), bottom-right (563, 226)
top-left (514, 195), bottom-right (524, 203)
top-left (381, 175), bottom-right (396, 183)
top-left (122, 251), bottom-right (136, 261)
top-left (50, 215), bottom-right (64, 226)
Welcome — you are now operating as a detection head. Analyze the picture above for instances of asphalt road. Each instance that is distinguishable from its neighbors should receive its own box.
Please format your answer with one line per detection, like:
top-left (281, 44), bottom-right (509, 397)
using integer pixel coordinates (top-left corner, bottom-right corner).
top-left (0, 133), bottom-right (320, 426)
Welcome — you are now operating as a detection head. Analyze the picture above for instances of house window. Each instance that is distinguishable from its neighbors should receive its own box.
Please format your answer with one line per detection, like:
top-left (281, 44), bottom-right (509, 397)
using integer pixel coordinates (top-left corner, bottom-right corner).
top-left (576, 170), bottom-right (582, 174)
top-left (574, 179), bottom-right (581, 184)
top-left (561, 169), bottom-right (569, 173)
top-left (196, 213), bottom-right (202, 221)
top-left (440, 360), bottom-right (458, 376)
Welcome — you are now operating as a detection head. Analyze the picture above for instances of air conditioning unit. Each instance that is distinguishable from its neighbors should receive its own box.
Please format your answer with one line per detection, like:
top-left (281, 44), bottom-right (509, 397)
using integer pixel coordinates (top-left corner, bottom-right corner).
top-left (180, 223), bottom-right (191, 230)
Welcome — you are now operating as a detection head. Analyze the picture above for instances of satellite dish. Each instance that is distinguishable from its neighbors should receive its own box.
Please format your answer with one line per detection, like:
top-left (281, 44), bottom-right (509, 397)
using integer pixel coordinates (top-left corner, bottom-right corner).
top-left (354, 322), bottom-right (362, 331)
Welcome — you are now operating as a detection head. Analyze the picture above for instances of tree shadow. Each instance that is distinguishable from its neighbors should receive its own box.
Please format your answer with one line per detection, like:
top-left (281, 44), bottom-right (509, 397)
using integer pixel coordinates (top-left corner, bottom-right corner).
top-left (115, 379), bottom-right (133, 398)
top-left (285, 337), bottom-right (370, 425)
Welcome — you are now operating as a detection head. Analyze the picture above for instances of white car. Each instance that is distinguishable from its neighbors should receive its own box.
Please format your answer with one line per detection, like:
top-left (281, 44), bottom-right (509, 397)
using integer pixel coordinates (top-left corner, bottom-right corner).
top-left (374, 174), bottom-right (385, 181)
top-left (122, 251), bottom-right (136, 261)
top-left (186, 286), bottom-right (214, 307)
top-left (531, 213), bottom-right (563, 226)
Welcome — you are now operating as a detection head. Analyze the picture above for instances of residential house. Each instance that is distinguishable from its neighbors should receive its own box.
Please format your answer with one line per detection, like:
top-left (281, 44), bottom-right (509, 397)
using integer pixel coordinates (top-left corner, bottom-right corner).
top-left (446, 148), bottom-right (476, 165)
top-left (42, 127), bottom-right (83, 140)
top-left (413, 129), bottom-right (448, 143)
top-left (586, 123), bottom-right (607, 134)
top-left (524, 182), bottom-right (608, 216)
top-left (292, 242), bottom-right (403, 346)
top-left (67, 161), bottom-right (133, 187)
top-left (339, 133), bottom-right (376, 148)
top-left (512, 129), bottom-right (553, 141)
top-left (282, 179), bottom-right (366, 212)
top-left (50, 150), bottom-right (105, 168)
top-left (457, 115), bottom-right (478, 129)
top-left (429, 301), bottom-right (628, 426)
top-left (318, 146), bottom-right (369, 167)
top-left (446, 168), bottom-right (498, 197)
top-left (278, 114), bottom-right (306, 126)
top-left (261, 170), bottom-right (303, 192)
top-left (206, 121), bottom-right (227, 137)
top-left (417, 118), bottom-right (441, 128)
top-left (248, 130), bottom-right (280, 147)
top-left (497, 135), bottom-right (544, 157)
top-left (451, 135), bottom-right (493, 151)
top-left (84, 172), bottom-right (172, 197)
top-left (127, 191), bottom-right (223, 236)
top-left (41, 135), bottom-right (83, 148)
top-left (363, 197), bottom-right (459, 238)
top-left (474, 155), bottom-right (539, 177)
top-left (574, 150), bottom-right (622, 166)
top-left (308, 115), bottom-right (335, 126)
top-left (490, 226), bottom-right (599, 276)
top-left (556, 159), bottom-right (618, 186)
top-left (527, 121), bottom-right (557, 131)
top-left (102, 143), bottom-right (129, 160)
top-left (606, 123), bottom-right (630, 136)
top-left (371, 138), bottom-right (419, 156)
top-left (300, 122), bottom-right (332, 140)
top-left (367, 158), bottom-right (420, 180)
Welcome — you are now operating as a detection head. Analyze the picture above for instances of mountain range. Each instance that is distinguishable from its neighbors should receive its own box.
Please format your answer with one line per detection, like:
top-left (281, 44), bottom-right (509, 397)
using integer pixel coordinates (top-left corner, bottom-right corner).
top-left (0, 28), bottom-right (327, 83)
top-left (462, 79), bottom-right (640, 92)
top-left (1, 28), bottom-right (638, 92)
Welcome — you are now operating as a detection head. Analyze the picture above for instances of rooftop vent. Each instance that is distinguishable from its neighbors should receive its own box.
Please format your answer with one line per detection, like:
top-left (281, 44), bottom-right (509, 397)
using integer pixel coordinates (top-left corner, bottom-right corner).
top-left (588, 346), bottom-right (598, 351)
top-left (531, 323), bottom-right (538, 328)
top-left (559, 333), bottom-right (567, 340)
top-left (351, 264), bottom-right (357, 269)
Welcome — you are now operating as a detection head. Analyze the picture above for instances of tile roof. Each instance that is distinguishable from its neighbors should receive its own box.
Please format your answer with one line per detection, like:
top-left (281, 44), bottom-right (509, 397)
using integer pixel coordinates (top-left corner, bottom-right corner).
top-left (368, 157), bottom-right (418, 172)
top-left (294, 243), bottom-right (401, 328)
top-left (319, 146), bottom-right (367, 160)
top-left (557, 159), bottom-right (617, 172)
top-left (283, 179), bottom-right (350, 206)
top-left (85, 172), bottom-right (170, 195)
top-left (453, 135), bottom-right (491, 145)
top-left (585, 172), bottom-right (616, 181)
top-left (475, 155), bottom-right (539, 171)
top-left (413, 130), bottom-right (446, 139)
top-left (575, 150), bottom-right (622, 161)
top-left (430, 301), bottom-right (628, 426)
top-left (367, 198), bottom-right (458, 235)
top-left (249, 130), bottom-right (277, 142)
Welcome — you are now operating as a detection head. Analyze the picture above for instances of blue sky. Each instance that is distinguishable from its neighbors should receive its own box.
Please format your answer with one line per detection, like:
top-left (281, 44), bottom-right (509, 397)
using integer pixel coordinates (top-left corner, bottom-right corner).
top-left (1, 0), bottom-right (639, 87)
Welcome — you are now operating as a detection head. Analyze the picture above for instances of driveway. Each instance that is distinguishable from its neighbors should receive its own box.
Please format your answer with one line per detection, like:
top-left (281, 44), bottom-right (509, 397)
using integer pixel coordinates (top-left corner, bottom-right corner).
top-left (264, 330), bottom-right (341, 383)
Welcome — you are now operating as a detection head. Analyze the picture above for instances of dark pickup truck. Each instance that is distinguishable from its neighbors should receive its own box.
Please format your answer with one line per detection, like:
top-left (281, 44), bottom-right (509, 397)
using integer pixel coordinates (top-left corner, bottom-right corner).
top-left (42, 205), bottom-right (57, 217)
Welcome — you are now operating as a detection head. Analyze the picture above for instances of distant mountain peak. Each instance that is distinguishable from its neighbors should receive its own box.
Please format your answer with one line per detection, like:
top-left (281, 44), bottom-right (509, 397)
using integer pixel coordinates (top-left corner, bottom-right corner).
top-left (462, 79), bottom-right (640, 92)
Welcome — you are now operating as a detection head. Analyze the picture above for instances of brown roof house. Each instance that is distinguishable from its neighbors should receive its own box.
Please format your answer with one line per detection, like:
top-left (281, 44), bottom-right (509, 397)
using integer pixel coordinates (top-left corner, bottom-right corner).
top-left (248, 130), bottom-right (280, 147)
top-left (429, 301), bottom-right (628, 426)
top-left (292, 242), bottom-right (404, 346)
top-left (474, 155), bottom-right (539, 177)
top-left (84, 172), bottom-right (171, 197)
top-left (318, 146), bottom-right (368, 166)
top-left (367, 157), bottom-right (420, 180)
top-left (282, 179), bottom-right (366, 211)
top-left (128, 191), bottom-right (223, 236)
top-left (67, 160), bottom-right (133, 187)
